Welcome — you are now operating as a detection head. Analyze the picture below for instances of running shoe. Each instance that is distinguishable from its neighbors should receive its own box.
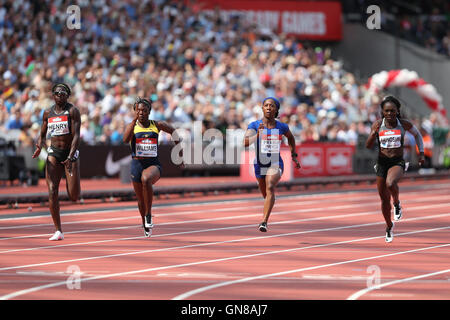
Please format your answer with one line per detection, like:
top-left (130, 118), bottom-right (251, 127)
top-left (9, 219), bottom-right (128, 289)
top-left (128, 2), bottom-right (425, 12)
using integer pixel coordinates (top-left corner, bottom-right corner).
top-left (259, 222), bottom-right (268, 232)
top-left (385, 223), bottom-right (394, 243)
top-left (49, 230), bottom-right (64, 241)
top-left (143, 226), bottom-right (152, 238)
top-left (144, 214), bottom-right (154, 228)
top-left (394, 202), bottom-right (402, 221)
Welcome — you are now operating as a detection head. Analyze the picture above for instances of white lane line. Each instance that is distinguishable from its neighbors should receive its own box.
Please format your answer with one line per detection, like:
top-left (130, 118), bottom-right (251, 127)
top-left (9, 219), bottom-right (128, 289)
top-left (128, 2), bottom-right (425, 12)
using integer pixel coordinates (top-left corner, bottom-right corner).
top-left (0, 195), bottom-right (360, 231)
top-left (0, 210), bottom-right (380, 254)
top-left (347, 269), bottom-right (450, 300)
top-left (172, 241), bottom-right (450, 300)
top-left (1, 225), bottom-right (449, 300)
top-left (0, 211), bottom-right (448, 273)
top-left (1, 200), bottom-right (449, 253)
top-left (2, 193), bottom-right (449, 241)
top-left (0, 198), bottom-right (386, 240)
top-left (2, 186), bottom-right (448, 223)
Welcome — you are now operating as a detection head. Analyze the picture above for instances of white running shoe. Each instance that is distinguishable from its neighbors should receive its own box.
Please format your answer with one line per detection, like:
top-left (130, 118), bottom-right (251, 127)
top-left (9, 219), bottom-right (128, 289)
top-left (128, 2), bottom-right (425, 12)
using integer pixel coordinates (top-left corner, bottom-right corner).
top-left (49, 231), bottom-right (64, 241)
top-left (143, 226), bottom-right (152, 238)
top-left (394, 202), bottom-right (402, 221)
top-left (144, 214), bottom-right (154, 228)
top-left (385, 223), bottom-right (394, 243)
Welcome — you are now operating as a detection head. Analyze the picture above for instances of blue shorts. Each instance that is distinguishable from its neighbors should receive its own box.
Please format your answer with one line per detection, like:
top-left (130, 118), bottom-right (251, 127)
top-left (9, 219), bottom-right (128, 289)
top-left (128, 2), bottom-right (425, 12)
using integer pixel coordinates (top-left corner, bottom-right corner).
top-left (254, 161), bottom-right (284, 179)
top-left (131, 158), bottom-right (161, 183)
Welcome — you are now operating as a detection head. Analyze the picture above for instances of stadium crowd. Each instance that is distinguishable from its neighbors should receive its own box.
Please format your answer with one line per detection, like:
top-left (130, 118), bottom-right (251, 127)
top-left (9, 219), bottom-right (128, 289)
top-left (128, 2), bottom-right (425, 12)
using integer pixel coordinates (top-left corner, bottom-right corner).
top-left (344, 0), bottom-right (450, 57)
top-left (0, 0), bottom-right (447, 156)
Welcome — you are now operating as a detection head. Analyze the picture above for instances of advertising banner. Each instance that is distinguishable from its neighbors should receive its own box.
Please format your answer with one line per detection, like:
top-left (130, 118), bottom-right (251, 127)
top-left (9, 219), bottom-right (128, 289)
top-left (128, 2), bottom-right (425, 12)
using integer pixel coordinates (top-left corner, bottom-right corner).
top-left (194, 0), bottom-right (342, 40)
top-left (240, 143), bottom-right (355, 181)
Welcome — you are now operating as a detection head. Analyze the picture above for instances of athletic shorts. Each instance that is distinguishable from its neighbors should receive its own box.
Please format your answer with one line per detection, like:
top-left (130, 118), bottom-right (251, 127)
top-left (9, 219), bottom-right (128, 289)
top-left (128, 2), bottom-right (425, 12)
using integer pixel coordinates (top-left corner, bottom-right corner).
top-left (47, 146), bottom-right (79, 163)
top-left (375, 156), bottom-right (405, 178)
top-left (254, 161), bottom-right (284, 179)
top-left (131, 158), bottom-right (162, 182)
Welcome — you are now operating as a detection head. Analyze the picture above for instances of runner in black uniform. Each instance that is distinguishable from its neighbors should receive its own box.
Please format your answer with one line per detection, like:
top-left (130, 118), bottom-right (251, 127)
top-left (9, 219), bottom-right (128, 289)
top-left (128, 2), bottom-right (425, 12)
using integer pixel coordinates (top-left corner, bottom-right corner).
top-left (366, 96), bottom-right (425, 243)
top-left (32, 83), bottom-right (81, 241)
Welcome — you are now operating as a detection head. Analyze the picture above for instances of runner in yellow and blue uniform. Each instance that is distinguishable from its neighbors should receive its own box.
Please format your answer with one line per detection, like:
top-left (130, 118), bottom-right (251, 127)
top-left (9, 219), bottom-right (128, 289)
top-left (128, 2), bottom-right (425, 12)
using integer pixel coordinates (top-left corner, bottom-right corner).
top-left (244, 97), bottom-right (301, 232)
top-left (123, 98), bottom-right (179, 237)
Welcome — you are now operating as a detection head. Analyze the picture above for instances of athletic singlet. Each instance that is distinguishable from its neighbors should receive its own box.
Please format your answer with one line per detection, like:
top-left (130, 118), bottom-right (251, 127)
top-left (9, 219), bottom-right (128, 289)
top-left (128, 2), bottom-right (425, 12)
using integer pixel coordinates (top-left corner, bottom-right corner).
top-left (247, 120), bottom-right (289, 166)
top-left (377, 118), bottom-right (405, 149)
top-left (130, 120), bottom-right (159, 158)
top-left (47, 104), bottom-right (72, 137)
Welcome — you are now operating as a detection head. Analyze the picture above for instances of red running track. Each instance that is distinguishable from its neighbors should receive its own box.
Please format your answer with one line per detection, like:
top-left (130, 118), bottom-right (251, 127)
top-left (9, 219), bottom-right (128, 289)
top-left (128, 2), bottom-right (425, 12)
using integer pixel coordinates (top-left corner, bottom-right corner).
top-left (0, 178), bottom-right (449, 300)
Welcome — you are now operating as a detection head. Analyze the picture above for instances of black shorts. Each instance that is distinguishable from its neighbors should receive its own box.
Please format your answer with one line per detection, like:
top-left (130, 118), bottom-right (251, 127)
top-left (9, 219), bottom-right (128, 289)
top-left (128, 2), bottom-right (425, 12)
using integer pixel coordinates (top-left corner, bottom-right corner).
top-left (131, 158), bottom-right (162, 182)
top-left (47, 146), bottom-right (79, 163)
top-left (375, 156), bottom-right (405, 178)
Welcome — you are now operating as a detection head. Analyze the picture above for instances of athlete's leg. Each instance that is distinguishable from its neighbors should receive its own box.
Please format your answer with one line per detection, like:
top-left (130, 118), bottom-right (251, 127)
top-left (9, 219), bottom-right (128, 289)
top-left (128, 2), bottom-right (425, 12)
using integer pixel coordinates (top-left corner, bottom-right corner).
top-left (46, 157), bottom-right (65, 232)
top-left (141, 165), bottom-right (161, 223)
top-left (256, 177), bottom-right (267, 199)
top-left (132, 181), bottom-right (146, 224)
top-left (377, 176), bottom-right (393, 228)
top-left (261, 167), bottom-right (281, 224)
top-left (386, 165), bottom-right (404, 206)
top-left (64, 158), bottom-right (80, 202)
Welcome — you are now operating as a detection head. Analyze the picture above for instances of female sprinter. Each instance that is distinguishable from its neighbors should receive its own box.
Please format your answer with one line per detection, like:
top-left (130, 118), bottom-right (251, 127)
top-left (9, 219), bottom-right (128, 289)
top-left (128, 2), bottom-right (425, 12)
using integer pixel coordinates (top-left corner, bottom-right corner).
top-left (32, 83), bottom-right (81, 241)
top-left (244, 97), bottom-right (301, 232)
top-left (366, 96), bottom-right (425, 243)
top-left (123, 98), bottom-right (178, 237)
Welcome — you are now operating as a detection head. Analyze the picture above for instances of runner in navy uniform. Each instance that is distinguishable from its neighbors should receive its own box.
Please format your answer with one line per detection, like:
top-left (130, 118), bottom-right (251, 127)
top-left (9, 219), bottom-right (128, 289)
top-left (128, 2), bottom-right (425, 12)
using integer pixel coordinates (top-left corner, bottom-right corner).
top-left (366, 96), bottom-right (425, 243)
top-left (32, 83), bottom-right (81, 241)
top-left (123, 98), bottom-right (180, 237)
top-left (244, 97), bottom-right (301, 232)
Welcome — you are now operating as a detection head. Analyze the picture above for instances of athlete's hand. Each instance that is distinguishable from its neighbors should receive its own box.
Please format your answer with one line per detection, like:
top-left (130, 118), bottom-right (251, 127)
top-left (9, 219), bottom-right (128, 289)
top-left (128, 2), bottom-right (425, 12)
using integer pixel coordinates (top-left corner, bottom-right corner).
top-left (371, 120), bottom-right (381, 134)
top-left (256, 123), bottom-right (265, 137)
top-left (418, 153), bottom-right (425, 167)
top-left (62, 158), bottom-right (73, 176)
top-left (32, 145), bottom-right (41, 159)
top-left (293, 157), bottom-right (301, 169)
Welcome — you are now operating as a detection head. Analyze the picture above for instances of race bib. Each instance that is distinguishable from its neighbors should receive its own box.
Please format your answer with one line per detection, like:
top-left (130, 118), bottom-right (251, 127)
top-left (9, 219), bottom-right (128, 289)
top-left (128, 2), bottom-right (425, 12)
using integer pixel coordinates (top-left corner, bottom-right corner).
top-left (136, 138), bottom-right (158, 157)
top-left (260, 134), bottom-right (281, 153)
top-left (379, 129), bottom-right (402, 148)
top-left (48, 116), bottom-right (69, 136)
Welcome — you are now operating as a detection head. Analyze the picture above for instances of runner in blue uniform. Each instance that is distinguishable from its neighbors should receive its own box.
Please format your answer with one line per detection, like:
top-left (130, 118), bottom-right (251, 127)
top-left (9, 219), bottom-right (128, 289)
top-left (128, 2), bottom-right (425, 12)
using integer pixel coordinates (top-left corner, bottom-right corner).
top-left (244, 97), bottom-right (301, 232)
top-left (366, 96), bottom-right (425, 243)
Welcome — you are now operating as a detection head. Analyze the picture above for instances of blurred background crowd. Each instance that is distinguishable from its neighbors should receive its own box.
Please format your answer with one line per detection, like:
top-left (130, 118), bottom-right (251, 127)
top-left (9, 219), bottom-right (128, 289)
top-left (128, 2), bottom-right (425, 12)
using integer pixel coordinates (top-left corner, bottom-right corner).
top-left (344, 0), bottom-right (450, 56)
top-left (0, 0), bottom-right (449, 164)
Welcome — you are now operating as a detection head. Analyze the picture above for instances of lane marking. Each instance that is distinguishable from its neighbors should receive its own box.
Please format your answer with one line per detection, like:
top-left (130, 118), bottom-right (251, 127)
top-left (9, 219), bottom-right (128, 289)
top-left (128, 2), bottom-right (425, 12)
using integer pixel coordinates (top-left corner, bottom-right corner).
top-left (2, 186), bottom-right (448, 222)
top-left (347, 269), bottom-right (450, 300)
top-left (1, 225), bottom-right (449, 300)
top-left (1, 193), bottom-right (449, 242)
top-left (172, 241), bottom-right (450, 300)
top-left (0, 201), bottom-right (449, 254)
top-left (0, 211), bottom-right (448, 273)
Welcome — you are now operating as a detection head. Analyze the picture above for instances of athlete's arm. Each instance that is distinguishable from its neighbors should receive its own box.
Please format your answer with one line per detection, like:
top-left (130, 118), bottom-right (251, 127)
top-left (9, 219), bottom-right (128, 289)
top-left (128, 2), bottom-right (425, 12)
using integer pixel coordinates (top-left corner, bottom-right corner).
top-left (32, 109), bottom-right (49, 158)
top-left (402, 119), bottom-right (425, 166)
top-left (244, 123), bottom-right (264, 147)
top-left (155, 121), bottom-right (176, 135)
top-left (156, 121), bottom-right (184, 167)
top-left (284, 128), bottom-right (300, 169)
top-left (366, 120), bottom-right (382, 149)
top-left (68, 107), bottom-right (81, 160)
top-left (123, 113), bottom-right (139, 143)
